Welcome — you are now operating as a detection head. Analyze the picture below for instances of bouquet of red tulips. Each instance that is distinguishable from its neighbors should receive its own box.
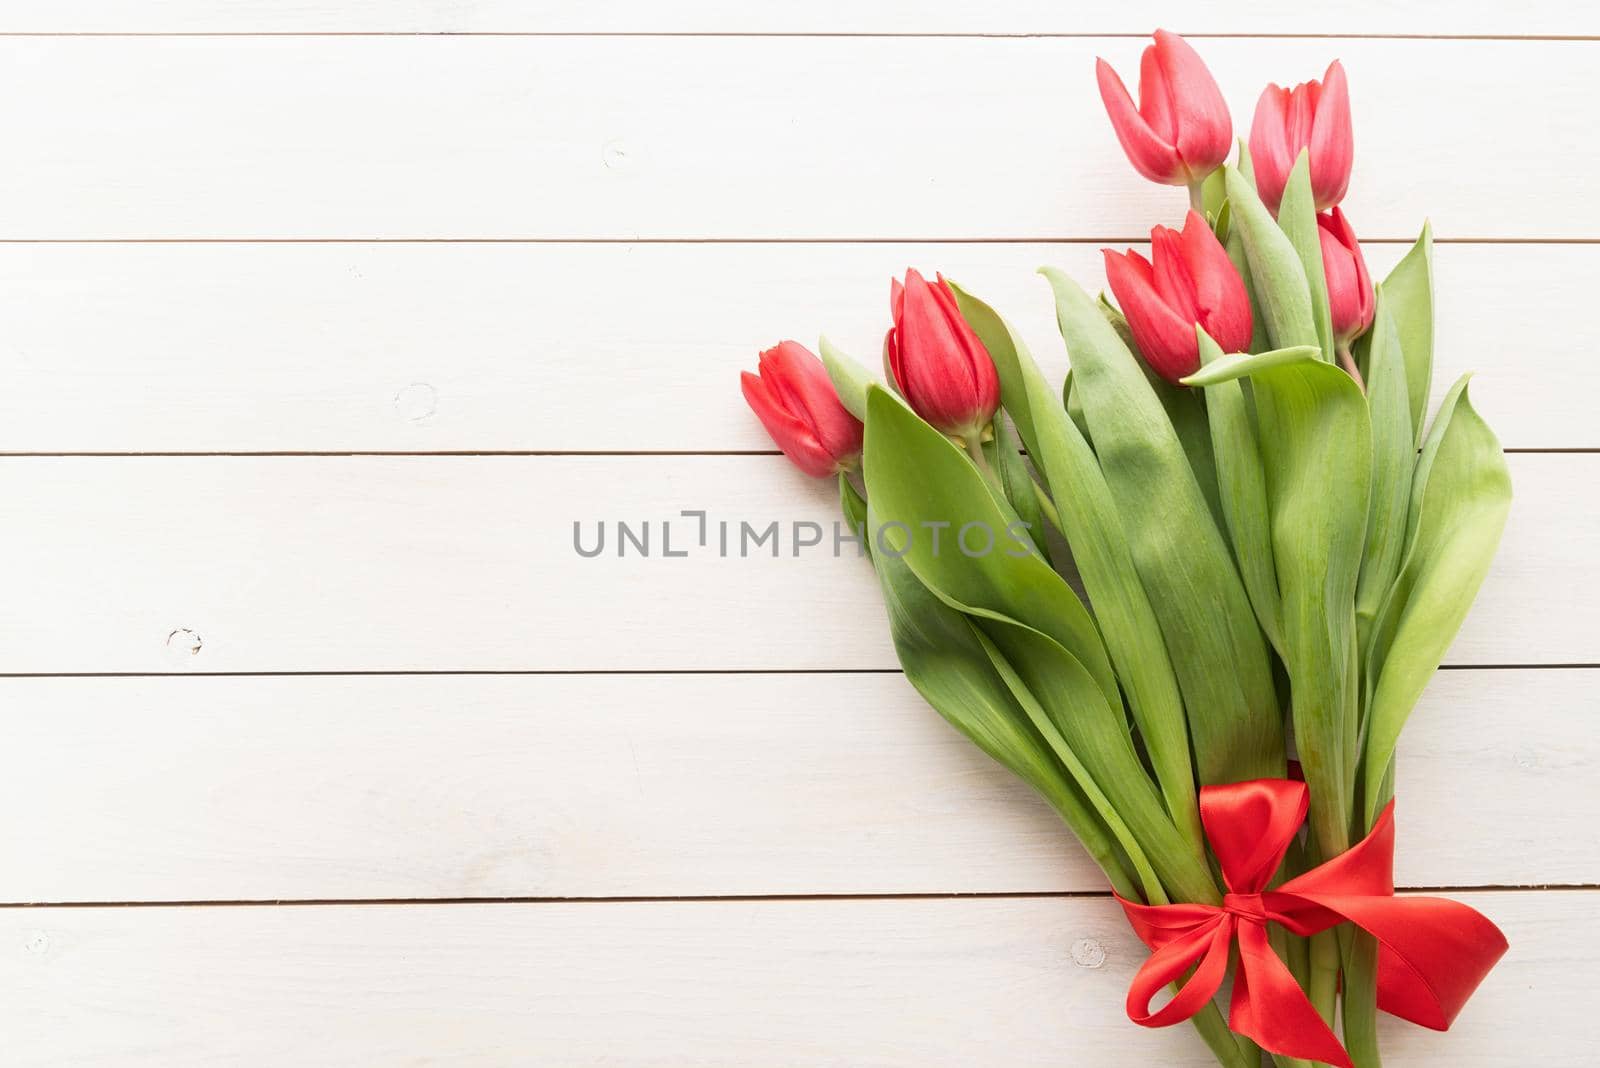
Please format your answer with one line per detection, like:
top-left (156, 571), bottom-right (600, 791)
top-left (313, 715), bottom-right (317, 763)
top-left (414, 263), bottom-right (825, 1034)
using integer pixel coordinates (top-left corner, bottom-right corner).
top-left (739, 31), bottom-right (1511, 1068)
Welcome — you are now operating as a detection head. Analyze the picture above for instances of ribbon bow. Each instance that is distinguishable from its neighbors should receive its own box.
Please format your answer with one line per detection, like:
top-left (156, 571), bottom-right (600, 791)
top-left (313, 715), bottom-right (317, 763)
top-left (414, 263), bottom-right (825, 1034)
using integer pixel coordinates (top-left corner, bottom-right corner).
top-left (1117, 779), bottom-right (1507, 1068)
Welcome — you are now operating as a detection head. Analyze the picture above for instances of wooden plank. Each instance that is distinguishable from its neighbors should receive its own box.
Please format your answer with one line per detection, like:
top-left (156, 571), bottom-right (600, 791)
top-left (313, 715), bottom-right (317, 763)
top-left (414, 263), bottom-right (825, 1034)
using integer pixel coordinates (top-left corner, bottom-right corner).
top-left (0, 453), bottom-right (1585, 673)
top-left (0, 669), bottom-right (1589, 903)
top-left (0, 1), bottom-right (1593, 36)
top-left (0, 891), bottom-right (1584, 1065)
top-left (0, 241), bottom-right (1585, 451)
top-left (0, 37), bottom-right (1594, 239)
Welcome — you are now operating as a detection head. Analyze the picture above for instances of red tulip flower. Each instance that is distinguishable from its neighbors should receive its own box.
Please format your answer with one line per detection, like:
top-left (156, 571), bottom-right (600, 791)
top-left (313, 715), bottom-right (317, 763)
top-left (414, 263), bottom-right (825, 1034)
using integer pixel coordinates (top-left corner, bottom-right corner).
top-left (885, 269), bottom-right (1001, 440)
top-left (1103, 210), bottom-right (1253, 384)
top-left (740, 341), bottom-right (863, 478)
top-left (1095, 30), bottom-right (1232, 192)
top-left (1249, 60), bottom-right (1354, 215)
top-left (1318, 207), bottom-right (1374, 349)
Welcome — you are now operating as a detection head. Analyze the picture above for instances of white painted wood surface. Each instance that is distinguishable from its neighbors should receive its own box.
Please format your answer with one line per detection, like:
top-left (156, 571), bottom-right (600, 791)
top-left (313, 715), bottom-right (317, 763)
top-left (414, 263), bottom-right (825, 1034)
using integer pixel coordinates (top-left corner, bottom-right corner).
top-left (0, 37), bottom-right (1595, 240)
top-left (0, 242), bottom-right (1590, 451)
top-left (3, 1), bottom-right (1593, 36)
top-left (0, 8), bottom-right (1594, 1065)
top-left (0, 453), bottom-right (1589, 672)
top-left (0, 893), bottom-right (1581, 1066)
top-left (2, 669), bottom-right (1592, 903)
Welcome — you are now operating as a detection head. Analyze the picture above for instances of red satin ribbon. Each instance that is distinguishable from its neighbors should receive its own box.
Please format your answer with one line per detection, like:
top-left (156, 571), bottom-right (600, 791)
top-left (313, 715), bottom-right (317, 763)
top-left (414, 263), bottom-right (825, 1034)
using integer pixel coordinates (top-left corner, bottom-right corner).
top-left (1116, 779), bottom-right (1507, 1068)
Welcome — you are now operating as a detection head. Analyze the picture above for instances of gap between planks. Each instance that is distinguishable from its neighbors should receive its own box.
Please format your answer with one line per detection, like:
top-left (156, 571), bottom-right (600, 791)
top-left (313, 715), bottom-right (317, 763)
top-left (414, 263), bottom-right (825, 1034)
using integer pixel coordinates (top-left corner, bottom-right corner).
top-left (0, 237), bottom-right (1597, 245)
top-left (0, 33), bottom-right (1596, 42)
top-left (0, 448), bottom-right (1588, 457)
top-left (0, 664), bottom-right (1593, 678)
top-left (2, 885), bottom-right (1594, 909)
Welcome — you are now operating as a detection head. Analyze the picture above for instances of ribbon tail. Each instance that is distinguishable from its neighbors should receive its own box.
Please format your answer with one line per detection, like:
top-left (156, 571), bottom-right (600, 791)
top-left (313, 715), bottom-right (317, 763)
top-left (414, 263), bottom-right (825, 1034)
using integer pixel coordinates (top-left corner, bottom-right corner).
top-left (1275, 799), bottom-right (1509, 1030)
top-left (1230, 920), bottom-right (1353, 1068)
top-left (1300, 892), bottom-right (1509, 1031)
top-left (1124, 914), bottom-right (1233, 1029)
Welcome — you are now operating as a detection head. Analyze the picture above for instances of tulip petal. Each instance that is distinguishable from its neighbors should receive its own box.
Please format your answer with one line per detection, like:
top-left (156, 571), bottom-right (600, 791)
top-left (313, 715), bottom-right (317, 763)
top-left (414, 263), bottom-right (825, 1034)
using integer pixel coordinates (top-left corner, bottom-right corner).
top-left (1152, 29), bottom-right (1232, 177)
top-left (1104, 248), bottom-right (1201, 382)
top-left (1328, 209), bottom-right (1372, 318)
top-left (934, 273), bottom-right (1001, 419)
top-left (1309, 61), bottom-right (1353, 210)
top-left (895, 269), bottom-right (990, 434)
top-left (1096, 57), bottom-right (1184, 185)
top-left (884, 326), bottom-right (902, 389)
top-left (1248, 85), bottom-right (1295, 214)
top-left (762, 340), bottom-right (863, 463)
top-left (1287, 82), bottom-right (1318, 157)
top-left (1318, 220), bottom-right (1362, 341)
top-left (1150, 223), bottom-right (1201, 323)
top-left (1179, 210), bottom-right (1253, 355)
top-left (1137, 43), bottom-right (1178, 145)
top-left (740, 369), bottom-right (834, 477)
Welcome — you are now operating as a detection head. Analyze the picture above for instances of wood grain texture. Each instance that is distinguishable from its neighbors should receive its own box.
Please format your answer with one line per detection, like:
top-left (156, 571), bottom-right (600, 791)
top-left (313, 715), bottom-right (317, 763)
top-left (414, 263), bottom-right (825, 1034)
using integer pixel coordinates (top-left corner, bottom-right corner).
top-left (1, 891), bottom-right (1584, 1066)
top-left (0, 37), bottom-right (1595, 240)
top-left (1, 1), bottom-right (1594, 35)
top-left (0, 242), bottom-right (1584, 451)
top-left (0, 453), bottom-right (1586, 673)
top-left (0, 669), bottom-right (1589, 903)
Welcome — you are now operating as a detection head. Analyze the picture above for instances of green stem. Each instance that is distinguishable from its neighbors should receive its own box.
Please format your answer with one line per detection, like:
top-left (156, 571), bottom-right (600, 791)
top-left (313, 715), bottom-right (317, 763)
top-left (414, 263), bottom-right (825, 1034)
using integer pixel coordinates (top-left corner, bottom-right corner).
top-left (1341, 929), bottom-right (1383, 1068)
top-left (1029, 476), bottom-right (1063, 533)
top-left (1286, 929), bottom-right (1311, 994)
top-left (1337, 342), bottom-right (1366, 393)
top-left (1188, 180), bottom-right (1207, 214)
top-left (962, 430), bottom-right (1003, 494)
top-left (1188, 1001), bottom-right (1258, 1068)
top-left (1308, 929), bottom-right (1341, 1030)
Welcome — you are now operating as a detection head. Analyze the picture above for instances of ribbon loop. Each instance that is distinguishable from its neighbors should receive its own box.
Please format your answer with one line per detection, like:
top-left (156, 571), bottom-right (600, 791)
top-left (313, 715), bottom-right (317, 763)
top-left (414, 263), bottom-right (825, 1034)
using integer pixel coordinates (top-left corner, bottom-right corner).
top-left (1115, 779), bottom-right (1508, 1068)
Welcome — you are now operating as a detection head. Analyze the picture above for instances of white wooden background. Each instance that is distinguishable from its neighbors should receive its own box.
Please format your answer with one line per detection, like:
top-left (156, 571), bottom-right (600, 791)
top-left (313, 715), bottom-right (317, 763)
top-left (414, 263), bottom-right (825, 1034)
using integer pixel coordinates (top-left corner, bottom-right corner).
top-left (1, 4), bottom-right (1596, 1065)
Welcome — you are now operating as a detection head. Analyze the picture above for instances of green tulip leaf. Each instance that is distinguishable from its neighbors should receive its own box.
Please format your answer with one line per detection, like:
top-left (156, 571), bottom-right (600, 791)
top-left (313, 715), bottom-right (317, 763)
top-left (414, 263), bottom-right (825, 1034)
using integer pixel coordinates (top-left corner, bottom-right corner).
top-left (1380, 223), bottom-right (1436, 445)
top-left (1354, 291), bottom-right (1414, 654)
top-left (1095, 294), bottom-right (1219, 515)
top-left (1179, 345), bottom-right (1321, 387)
top-left (950, 281), bottom-right (1202, 848)
top-left (985, 412), bottom-right (1049, 560)
top-left (818, 334), bottom-right (875, 423)
top-left (1240, 356), bottom-right (1373, 859)
top-left (1235, 137), bottom-right (1256, 188)
top-left (1040, 266), bottom-right (1284, 786)
top-left (1225, 165), bottom-right (1319, 354)
top-left (1192, 329), bottom-right (1284, 654)
top-left (1361, 379), bottom-right (1510, 824)
top-left (969, 614), bottom-right (1216, 906)
top-left (1199, 166), bottom-right (1228, 222)
top-left (851, 481), bottom-right (1142, 899)
top-left (1150, 366), bottom-right (1225, 531)
top-left (862, 385), bottom-right (1119, 712)
top-left (1277, 152), bottom-right (1335, 363)
top-left (964, 621), bottom-right (1166, 901)
top-left (1062, 369), bottom-right (1092, 447)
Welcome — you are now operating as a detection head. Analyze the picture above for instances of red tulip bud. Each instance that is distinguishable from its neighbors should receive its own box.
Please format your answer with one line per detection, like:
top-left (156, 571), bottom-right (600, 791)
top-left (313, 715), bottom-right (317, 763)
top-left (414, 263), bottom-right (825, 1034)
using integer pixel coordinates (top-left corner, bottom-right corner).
top-left (1249, 59), bottom-right (1354, 215)
top-left (1103, 210), bottom-right (1253, 385)
top-left (1095, 30), bottom-right (1232, 188)
top-left (740, 341), bottom-right (863, 478)
top-left (884, 269), bottom-right (1001, 439)
top-left (1318, 207), bottom-right (1374, 347)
